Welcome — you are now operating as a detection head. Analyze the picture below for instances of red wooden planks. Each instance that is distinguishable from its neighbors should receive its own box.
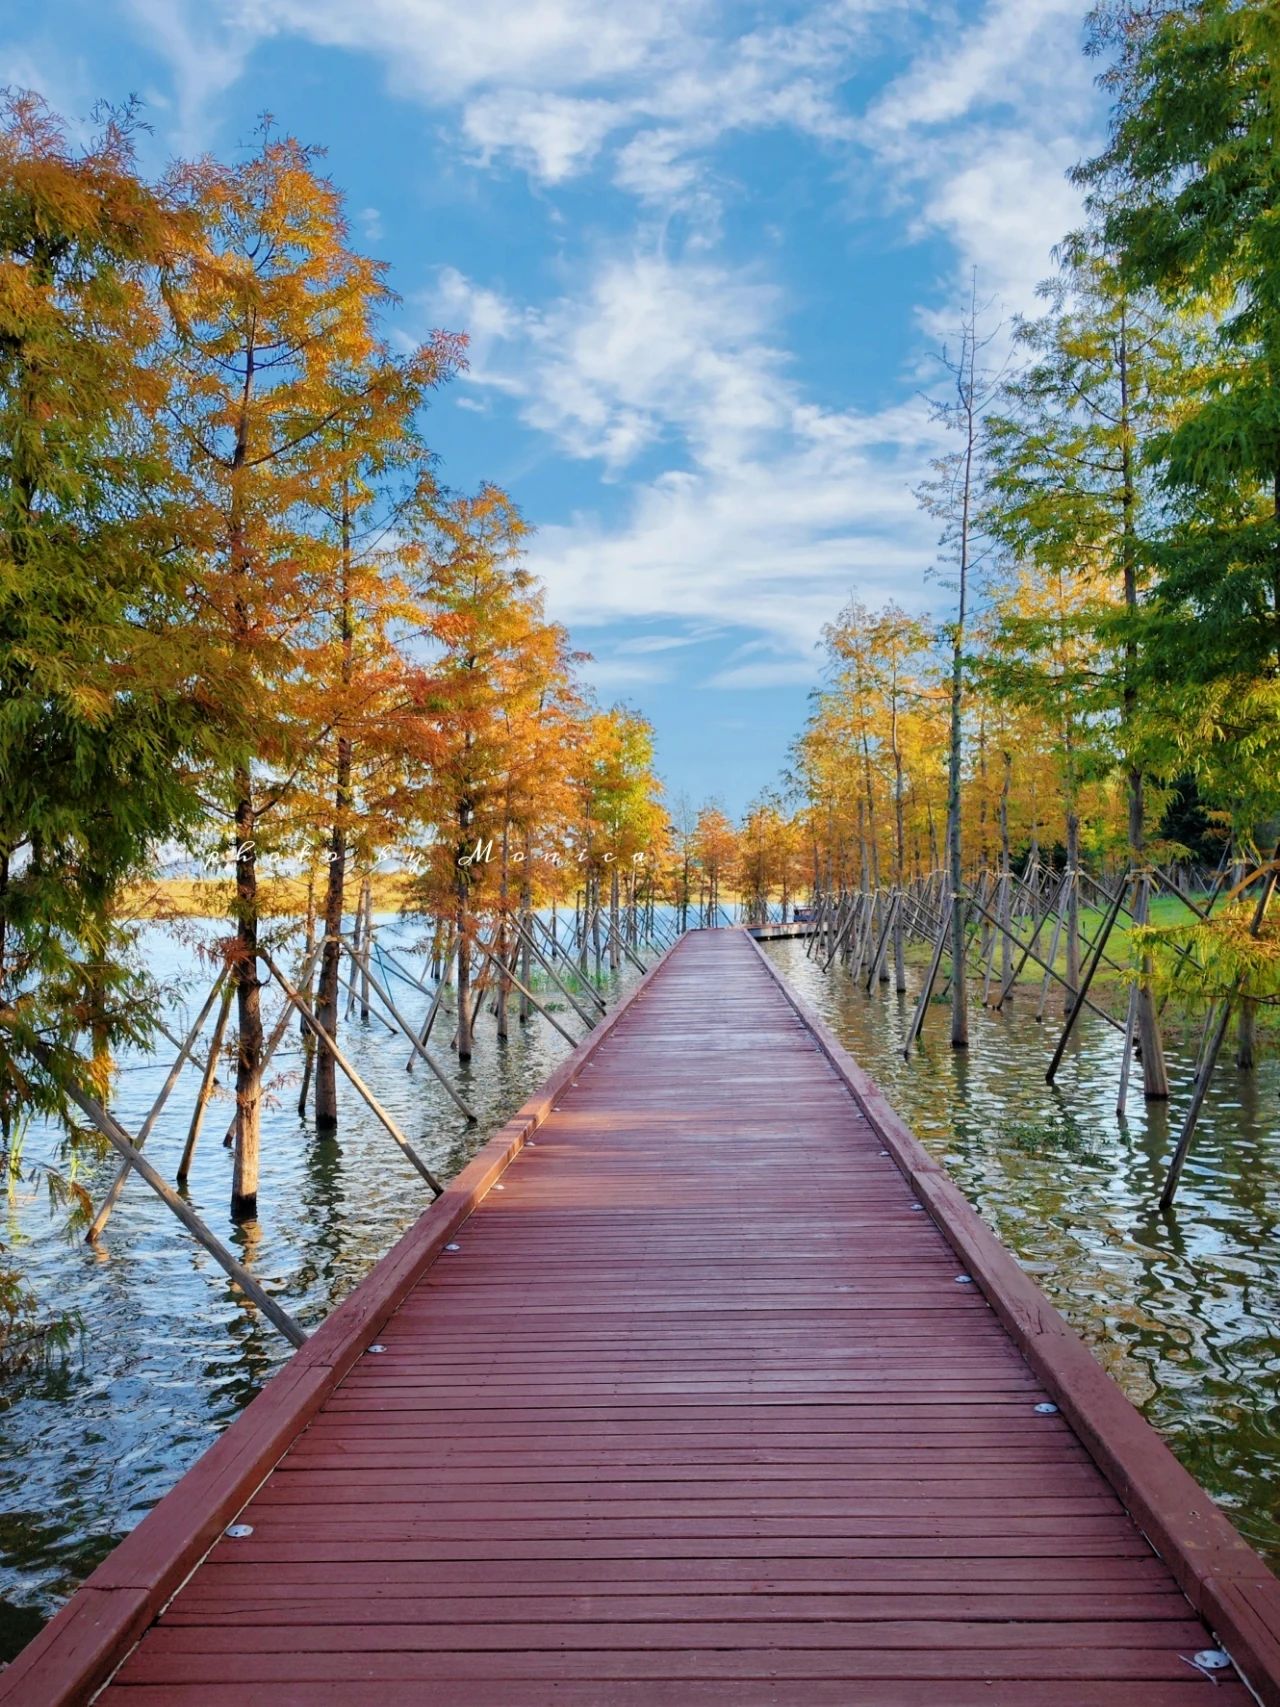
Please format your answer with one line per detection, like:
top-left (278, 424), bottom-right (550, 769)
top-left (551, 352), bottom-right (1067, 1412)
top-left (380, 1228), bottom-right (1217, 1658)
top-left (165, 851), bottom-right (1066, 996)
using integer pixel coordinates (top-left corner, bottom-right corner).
top-left (8, 929), bottom-right (1280, 1706)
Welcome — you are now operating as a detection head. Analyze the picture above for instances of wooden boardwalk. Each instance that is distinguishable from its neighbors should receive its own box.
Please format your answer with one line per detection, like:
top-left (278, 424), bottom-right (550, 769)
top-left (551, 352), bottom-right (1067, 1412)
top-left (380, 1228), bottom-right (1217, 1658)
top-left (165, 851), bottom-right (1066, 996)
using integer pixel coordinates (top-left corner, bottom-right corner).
top-left (6, 930), bottom-right (1280, 1705)
top-left (746, 920), bottom-right (817, 940)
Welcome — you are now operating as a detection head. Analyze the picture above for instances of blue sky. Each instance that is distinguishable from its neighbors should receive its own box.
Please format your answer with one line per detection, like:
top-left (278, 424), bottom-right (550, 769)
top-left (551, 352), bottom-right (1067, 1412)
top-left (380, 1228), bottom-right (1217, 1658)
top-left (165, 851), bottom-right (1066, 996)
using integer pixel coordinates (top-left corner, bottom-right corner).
top-left (5, 0), bottom-right (1107, 814)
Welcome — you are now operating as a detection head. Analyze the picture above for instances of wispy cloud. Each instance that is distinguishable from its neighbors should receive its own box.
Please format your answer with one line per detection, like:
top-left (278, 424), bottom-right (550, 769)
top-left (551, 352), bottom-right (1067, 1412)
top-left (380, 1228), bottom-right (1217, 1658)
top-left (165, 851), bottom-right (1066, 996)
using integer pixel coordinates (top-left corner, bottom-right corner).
top-left (424, 249), bottom-right (944, 657)
top-left (862, 0), bottom-right (1102, 314)
top-left (129, 0), bottom-right (881, 220)
top-left (123, 0), bottom-right (257, 151)
top-left (83, 0), bottom-right (1107, 702)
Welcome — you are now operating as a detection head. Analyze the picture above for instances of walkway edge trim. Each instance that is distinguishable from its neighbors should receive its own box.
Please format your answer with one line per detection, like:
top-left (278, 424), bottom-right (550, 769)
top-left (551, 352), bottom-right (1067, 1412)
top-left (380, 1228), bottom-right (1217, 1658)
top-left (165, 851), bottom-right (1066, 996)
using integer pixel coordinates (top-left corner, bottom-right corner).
top-left (0, 943), bottom-right (675, 1707)
top-left (747, 931), bottom-right (1280, 1707)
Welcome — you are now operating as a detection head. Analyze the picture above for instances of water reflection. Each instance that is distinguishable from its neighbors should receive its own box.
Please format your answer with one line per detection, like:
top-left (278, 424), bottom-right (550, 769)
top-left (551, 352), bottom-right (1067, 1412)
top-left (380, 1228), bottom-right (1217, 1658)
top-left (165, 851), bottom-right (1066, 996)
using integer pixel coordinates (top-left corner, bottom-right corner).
top-left (766, 939), bottom-right (1280, 1567)
top-left (0, 914), bottom-right (639, 1658)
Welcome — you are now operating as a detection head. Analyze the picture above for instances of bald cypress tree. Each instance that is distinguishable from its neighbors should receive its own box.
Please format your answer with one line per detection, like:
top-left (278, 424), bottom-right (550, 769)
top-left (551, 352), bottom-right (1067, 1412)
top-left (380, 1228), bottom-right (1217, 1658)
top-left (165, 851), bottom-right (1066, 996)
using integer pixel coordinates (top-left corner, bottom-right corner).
top-left (0, 92), bottom-right (208, 1140)
top-left (165, 127), bottom-right (393, 1218)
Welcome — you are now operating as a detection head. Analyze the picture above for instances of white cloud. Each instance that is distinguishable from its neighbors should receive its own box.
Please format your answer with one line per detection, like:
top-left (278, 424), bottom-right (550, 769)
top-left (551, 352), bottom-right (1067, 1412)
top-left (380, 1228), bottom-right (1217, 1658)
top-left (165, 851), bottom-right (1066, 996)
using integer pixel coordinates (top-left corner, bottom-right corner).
top-left (578, 654), bottom-right (673, 691)
top-left (527, 437), bottom-right (935, 661)
top-left (423, 249), bottom-right (945, 661)
top-left (1, 44), bottom-right (87, 124)
top-left (243, 0), bottom-right (689, 101)
top-left (124, 0), bottom-right (257, 150)
top-left (428, 265), bottom-right (527, 384)
top-left (917, 129), bottom-right (1087, 311)
top-left (461, 92), bottom-right (622, 183)
top-left (133, 0), bottom-right (875, 215)
top-left (872, 0), bottom-right (1088, 135)
top-left (614, 632), bottom-right (710, 656)
top-left (94, 0), bottom-right (1109, 698)
top-left (428, 252), bottom-right (790, 474)
top-left (612, 127), bottom-right (707, 206)
top-left (706, 658), bottom-right (822, 690)
top-left (862, 0), bottom-right (1103, 314)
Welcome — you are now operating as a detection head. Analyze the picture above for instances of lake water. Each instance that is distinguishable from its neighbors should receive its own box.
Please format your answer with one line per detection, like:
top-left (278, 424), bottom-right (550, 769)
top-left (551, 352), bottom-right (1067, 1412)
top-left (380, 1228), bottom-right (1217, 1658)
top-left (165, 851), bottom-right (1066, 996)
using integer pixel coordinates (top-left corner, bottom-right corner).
top-left (763, 936), bottom-right (1280, 1572)
top-left (1, 921), bottom-right (1277, 1663)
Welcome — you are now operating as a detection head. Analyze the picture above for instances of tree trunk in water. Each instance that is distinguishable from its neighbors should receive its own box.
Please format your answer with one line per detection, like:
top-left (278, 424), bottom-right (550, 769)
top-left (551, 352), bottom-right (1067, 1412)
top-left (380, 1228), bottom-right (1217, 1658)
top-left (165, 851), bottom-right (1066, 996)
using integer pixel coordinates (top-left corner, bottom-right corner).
top-left (1064, 812), bottom-right (1081, 1015)
top-left (358, 879), bottom-right (372, 1022)
top-left (232, 774), bottom-right (263, 1220)
top-left (496, 828), bottom-right (510, 1043)
top-left (314, 736), bottom-right (352, 1129)
top-left (947, 642), bottom-right (968, 1049)
top-left (1118, 309), bottom-right (1167, 1100)
top-left (609, 865), bottom-right (621, 969)
top-left (296, 866), bottom-right (318, 1118)
top-left (998, 751), bottom-right (1013, 989)
top-left (1236, 999), bottom-right (1257, 1069)
top-left (893, 728), bottom-right (908, 991)
top-left (1235, 855), bottom-right (1258, 1067)
top-left (519, 832), bottom-right (532, 1024)
top-left (455, 905), bottom-right (473, 1061)
top-left (1130, 776), bottom-right (1169, 1099)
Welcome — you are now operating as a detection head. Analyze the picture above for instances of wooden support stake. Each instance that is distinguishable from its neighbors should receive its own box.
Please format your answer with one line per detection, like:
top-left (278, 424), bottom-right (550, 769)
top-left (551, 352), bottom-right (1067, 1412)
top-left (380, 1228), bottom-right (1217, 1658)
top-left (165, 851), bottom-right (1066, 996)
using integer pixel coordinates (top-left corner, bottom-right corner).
top-left (903, 897), bottom-right (950, 1059)
top-left (178, 979), bottom-right (234, 1184)
top-left (1045, 879), bottom-right (1127, 1083)
top-left (259, 950), bottom-right (447, 1193)
top-left (965, 889), bottom-right (1122, 1034)
top-left (1158, 1002), bottom-right (1232, 1211)
top-left (532, 913), bottom-right (607, 1008)
top-left (407, 935), bottom-right (455, 1066)
top-left (472, 937), bottom-right (580, 1047)
top-left (18, 1037), bottom-right (306, 1347)
top-left (1116, 976), bottom-right (1140, 1117)
top-left (220, 938), bottom-right (327, 1148)
top-left (332, 959), bottom-right (398, 1036)
top-left (88, 974), bottom-right (228, 1243)
top-left (510, 916), bottom-right (599, 1029)
top-left (337, 937), bottom-right (476, 1123)
top-left (1157, 859), bottom-right (1278, 1208)
top-left (864, 893), bottom-right (898, 992)
top-left (1036, 878), bottom-right (1069, 1022)
top-left (993, 867), bottom-right (1069, 1011)
top-left (821, 895), bottom-right (859, 973)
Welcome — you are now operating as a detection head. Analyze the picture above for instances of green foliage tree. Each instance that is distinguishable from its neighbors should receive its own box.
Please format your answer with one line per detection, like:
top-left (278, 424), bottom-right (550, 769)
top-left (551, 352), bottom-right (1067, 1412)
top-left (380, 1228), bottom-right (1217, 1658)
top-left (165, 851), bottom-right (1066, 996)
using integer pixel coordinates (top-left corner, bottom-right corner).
top-left (0, 91), bottom-right (209, 1137)
top-left (983, 246), bottom-right (1186, 1088)
top-left (1080, 0), bottom-right (1280, 1063)
top-left (1079, 0), bottom-right (1280, 821)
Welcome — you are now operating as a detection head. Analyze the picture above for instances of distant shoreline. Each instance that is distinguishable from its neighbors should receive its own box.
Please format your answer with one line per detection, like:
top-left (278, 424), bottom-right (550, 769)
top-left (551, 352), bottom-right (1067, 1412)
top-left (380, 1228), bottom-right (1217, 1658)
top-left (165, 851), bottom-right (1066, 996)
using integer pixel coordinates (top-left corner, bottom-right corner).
top-left (117, 872), bottom-right (420, 920)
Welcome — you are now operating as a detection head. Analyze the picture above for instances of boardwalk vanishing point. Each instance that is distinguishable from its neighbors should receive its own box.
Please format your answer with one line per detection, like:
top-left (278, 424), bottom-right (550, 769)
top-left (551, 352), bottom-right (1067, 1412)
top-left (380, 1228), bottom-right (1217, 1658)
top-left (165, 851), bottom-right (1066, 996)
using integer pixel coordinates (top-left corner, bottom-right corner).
top-left (6, 929), bottom-right (1280, 1705)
